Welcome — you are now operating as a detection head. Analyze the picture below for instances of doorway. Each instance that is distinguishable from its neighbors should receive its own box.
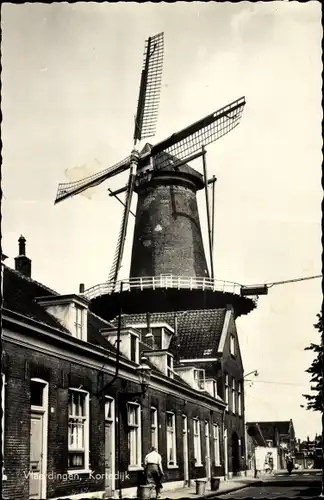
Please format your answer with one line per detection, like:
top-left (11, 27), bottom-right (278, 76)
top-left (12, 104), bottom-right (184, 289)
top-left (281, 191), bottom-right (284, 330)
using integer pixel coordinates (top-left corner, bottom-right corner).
top-left (182, 415), bottom-right (189, 486)
top-left (29, 379), bottom-right (48, 500)
top-left (104, 397), bottom-right (115, 498)
top-left (231, 432), bottom-right (240, 476)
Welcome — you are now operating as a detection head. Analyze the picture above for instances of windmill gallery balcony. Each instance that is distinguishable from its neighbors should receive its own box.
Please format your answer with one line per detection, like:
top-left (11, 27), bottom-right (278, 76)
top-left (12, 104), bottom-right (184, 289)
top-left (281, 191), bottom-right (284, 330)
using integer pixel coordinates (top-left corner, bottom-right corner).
top-left (84, 275), bottom-right (257, 321)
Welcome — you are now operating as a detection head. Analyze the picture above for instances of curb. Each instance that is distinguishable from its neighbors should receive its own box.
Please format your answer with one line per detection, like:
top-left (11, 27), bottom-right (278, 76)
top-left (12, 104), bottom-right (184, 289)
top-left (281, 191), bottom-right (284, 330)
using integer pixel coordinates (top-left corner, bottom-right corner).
top-left (202, 480), bottom-right (262, 498)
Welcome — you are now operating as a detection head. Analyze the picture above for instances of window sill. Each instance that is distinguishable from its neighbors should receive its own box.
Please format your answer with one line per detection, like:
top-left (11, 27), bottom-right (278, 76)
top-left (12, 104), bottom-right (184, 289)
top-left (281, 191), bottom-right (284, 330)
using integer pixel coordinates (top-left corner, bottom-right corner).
top-left (2, 474), bottom-right (7, 481)
top-left (67, 469), bottom-right (92, 475)
top-left (167, 464), bottom-right (178, 469)
top-left (194, 463), bottom-right (204, 468)
top-left (128, 466), bottom-right (144, 472)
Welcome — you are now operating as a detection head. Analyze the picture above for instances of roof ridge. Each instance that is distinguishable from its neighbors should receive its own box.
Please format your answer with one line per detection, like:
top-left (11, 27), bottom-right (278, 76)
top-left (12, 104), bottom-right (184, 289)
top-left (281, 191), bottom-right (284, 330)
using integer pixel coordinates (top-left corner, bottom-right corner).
top-left (4, 264), bottom-right (60, 296)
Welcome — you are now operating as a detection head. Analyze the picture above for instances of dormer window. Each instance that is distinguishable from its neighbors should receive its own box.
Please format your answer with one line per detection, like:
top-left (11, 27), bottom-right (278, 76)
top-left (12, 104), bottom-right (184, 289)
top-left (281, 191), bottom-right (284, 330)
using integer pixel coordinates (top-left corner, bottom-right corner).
top-left (75, 306), bottom-right (84, 340)
top-left (230, 335), bottom-right (235, 356)
top-left (36, 294), bottom-right (88, 341)
top-left (194, 369), bottom-right (205, 390)
top-left (130, 333), bottom-right (139, 364)
top-left (167, 354), bottom-right (174, 378)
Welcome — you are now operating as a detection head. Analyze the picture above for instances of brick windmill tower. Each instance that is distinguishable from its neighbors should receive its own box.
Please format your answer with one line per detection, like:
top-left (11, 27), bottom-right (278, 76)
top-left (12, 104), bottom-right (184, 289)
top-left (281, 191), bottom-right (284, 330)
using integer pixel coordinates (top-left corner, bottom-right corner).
top-left (55, 32), bottom-right (256, 321)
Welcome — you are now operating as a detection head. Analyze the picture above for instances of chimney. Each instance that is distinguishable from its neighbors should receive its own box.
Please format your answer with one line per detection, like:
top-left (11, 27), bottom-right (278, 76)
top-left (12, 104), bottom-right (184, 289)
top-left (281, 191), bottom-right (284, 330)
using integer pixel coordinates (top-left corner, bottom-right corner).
top-left (79, 283), bottom-right (85, 294)
top-left (15, 235), bottom-right (31, 278)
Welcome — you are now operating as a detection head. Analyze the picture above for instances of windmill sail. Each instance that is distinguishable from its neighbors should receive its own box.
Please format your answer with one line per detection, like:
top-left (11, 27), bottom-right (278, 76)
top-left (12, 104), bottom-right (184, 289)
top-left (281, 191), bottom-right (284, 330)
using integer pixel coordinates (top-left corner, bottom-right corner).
top-left (133, 32), bottom-right (164, 143)
top-left (107, 168), bottom-right (136, 287)
top-left (55, 155), bottom-right (131, 204)
top-left (150, 96), bottom-right (246, 169)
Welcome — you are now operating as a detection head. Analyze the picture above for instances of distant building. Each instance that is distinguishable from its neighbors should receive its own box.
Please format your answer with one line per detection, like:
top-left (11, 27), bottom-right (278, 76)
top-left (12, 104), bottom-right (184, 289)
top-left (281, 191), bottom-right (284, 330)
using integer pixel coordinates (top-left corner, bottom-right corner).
top-left (246, 420), bottom-right (296, 471)
top-left (2, 237), bottom-right (229, 500)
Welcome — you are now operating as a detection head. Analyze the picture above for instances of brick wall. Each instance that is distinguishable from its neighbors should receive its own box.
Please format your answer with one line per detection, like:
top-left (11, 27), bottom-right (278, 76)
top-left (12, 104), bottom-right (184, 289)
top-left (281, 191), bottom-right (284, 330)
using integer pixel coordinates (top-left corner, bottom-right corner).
top-left (3, 340), bottom-right (225, 500)
top-left (130, 179), bottom-right (209, 278)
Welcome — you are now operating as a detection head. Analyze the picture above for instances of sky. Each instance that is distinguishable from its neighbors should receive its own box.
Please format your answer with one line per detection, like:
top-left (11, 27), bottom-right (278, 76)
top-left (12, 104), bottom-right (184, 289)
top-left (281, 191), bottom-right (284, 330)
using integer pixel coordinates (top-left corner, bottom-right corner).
top-left (1, 2), bottom-right (322, 440)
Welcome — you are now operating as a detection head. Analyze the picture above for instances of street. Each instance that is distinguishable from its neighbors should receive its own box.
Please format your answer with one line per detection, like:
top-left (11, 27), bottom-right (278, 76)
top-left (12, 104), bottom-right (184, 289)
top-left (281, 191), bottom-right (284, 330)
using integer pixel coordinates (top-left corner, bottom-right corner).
top-left (217, 472), bottom-right (322, 498)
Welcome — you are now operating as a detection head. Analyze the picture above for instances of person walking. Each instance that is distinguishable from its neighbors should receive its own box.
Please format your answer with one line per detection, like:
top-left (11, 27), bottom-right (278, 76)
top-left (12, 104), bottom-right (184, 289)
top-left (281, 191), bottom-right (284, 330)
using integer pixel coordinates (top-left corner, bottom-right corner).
top-left (144, 447), bottom-right (164, 498)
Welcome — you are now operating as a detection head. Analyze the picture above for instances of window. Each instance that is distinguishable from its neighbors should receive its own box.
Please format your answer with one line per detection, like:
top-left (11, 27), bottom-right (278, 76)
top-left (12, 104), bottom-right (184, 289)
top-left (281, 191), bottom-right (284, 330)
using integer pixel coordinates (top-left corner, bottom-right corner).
top-left (213, 424), bottom-right (220, 465)
top-left (194, 369), bottom-right (205, 390)
top-left (232, 379), bottom-right (236, 414)
top-left (213, 380), bottom-right (217, 398)
top-left (75, 306), bottom-right (84, 340)
top-left (193, 418), bottom-right (202, 465)
top-left (105, 397), bottom-right (114, 421)
top-left (151, 407), bottom-right (158, 450)
top-left (68, 389), bottom-right (89, 471)
top-left (238, 382), bottom-right (242, 416)
top-left (225, 374), bottom-right (229, 405)
top-left (230, 335), bottom-right (235, 356)
top-left (2, 374), bottom-right (6, 480)
top-left (167, 355), bottom-right (174, 379)
top-left (130, 334), bottom-right (139, 363)
top-left (30, 380), bottom-right (45, 407)
top-left (166, 412), bottom-right (177, 466)
top-left (127, 403), bottom-right (141, 468)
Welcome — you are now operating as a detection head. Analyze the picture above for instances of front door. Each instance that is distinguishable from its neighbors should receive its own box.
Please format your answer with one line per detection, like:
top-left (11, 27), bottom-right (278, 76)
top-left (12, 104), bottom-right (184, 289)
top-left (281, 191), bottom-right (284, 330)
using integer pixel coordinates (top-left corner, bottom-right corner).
top-left (104, 398), bottom-right (115, 498)
top-left (182, 415), bottom-right (189, 486)
top-left (29, 413), bottom-right (43, 499)
top-left (205, 422), bottom-right (211, 481)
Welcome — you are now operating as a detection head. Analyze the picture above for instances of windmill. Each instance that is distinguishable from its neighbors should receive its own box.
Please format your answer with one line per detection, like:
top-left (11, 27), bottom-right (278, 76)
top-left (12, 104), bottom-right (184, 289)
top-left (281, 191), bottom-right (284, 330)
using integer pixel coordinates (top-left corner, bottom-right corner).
top-left (55, 32), bottom-right (247, 309)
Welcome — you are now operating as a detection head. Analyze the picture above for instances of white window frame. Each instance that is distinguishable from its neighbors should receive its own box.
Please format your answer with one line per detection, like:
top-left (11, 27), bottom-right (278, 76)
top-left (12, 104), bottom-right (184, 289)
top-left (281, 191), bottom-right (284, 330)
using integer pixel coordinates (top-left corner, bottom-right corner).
top-left (127, 403), bottom-right (142, 470)
top-left (230, 335), bottom-right (235, 356)
top-left (213, 424), bottom-right (221, 466)
top-left (167, 355), bottom-right (174, 379)
top-left (225, 374), bottom-right (229, 405)
top-left (193, 418), bottom-right (202, 466)
top-left (2, 374), bottom-right (7, 481)
top-left (68, 388), bottom-right (90, 473)
top-left (151, 407), bottom-right (158, 450)
top-left (213, 380), bottom-right (217, 398)
top-left (166, 411), bottom-right (177, 467)
top-left (74, 305), bottom-right (84, 340)
top-left (130, 334), bottom-right (140, 364)
top-left (232, 379), bottom-right (236, 414)
top-left (194, 369), bottom-right (205, 391)
top-left (238, 382), bottom-right (242, 416)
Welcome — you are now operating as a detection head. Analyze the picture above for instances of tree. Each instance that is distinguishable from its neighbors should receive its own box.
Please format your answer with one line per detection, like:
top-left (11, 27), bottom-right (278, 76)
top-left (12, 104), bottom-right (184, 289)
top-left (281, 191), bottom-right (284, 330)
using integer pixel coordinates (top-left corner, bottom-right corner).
top-left (303, 313), bottom-right (324, 412)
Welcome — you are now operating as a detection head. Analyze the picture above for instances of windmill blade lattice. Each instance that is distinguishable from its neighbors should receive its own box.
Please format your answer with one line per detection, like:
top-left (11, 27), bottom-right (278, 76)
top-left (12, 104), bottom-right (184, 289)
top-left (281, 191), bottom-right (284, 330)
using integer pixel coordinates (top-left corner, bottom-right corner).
top-left (150, 96), bottom-right (246, 169)
top-left (55, 155), bottom-right (131, 204)
top-left (133, 32), bottom-right (164, 143)
top-left (107, 169), bottom-right (136, 287)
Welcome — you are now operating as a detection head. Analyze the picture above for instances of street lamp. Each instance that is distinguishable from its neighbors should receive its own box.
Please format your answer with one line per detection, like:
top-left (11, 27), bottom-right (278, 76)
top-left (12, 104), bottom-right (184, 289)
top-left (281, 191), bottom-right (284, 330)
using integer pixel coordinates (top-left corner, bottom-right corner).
top-left (135, 358), bottom-right (152, 396)
top-left (244, 370), bottom-right (259, 379)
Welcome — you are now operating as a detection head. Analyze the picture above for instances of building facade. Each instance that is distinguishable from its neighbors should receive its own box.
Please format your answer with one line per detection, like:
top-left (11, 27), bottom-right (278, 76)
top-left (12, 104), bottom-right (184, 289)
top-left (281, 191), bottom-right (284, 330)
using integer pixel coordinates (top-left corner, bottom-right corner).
top-left (2, 239), bottom-right (228, 500)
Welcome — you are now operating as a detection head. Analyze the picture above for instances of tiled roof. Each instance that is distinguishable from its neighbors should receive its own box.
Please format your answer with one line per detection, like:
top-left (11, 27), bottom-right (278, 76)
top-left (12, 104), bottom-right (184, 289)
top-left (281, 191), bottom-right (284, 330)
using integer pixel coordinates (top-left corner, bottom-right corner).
top-left (2, 265), bottom-right (116, 352)
top-left (111, 309), bottom-right (226, 359)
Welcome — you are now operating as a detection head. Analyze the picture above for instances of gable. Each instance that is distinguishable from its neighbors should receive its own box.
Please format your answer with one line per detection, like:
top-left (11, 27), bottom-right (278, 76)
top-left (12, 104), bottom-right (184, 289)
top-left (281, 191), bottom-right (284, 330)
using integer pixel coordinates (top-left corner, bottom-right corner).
top-left (218, 308), bottom-right (244, 370)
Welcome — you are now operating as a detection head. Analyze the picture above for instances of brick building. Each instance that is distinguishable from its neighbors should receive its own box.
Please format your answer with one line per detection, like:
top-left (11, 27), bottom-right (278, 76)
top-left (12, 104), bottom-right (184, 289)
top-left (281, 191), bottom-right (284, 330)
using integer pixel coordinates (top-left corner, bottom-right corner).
top-left (2, 238), bottom-right (228, 500)
top-left (113, 304), bottom-right (247, 479)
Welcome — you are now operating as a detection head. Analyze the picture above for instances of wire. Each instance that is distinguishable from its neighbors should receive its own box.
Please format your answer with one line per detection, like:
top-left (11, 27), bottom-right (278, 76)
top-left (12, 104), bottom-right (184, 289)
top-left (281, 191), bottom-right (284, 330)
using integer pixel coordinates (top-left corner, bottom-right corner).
top-left (265, 275), bottom-right (322, 288)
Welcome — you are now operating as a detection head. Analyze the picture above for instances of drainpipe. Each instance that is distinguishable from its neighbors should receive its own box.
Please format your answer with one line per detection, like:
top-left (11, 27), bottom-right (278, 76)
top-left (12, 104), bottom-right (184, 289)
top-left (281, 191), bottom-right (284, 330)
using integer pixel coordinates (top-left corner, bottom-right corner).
top-left (222, 406), bottom-right (227, 480)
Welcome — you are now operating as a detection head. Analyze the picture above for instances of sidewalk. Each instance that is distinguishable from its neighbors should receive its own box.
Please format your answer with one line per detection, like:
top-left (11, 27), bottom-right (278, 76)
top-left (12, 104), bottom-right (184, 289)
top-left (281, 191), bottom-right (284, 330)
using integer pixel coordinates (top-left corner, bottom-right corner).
top-left (159, 476), bottom-right (263, 499)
